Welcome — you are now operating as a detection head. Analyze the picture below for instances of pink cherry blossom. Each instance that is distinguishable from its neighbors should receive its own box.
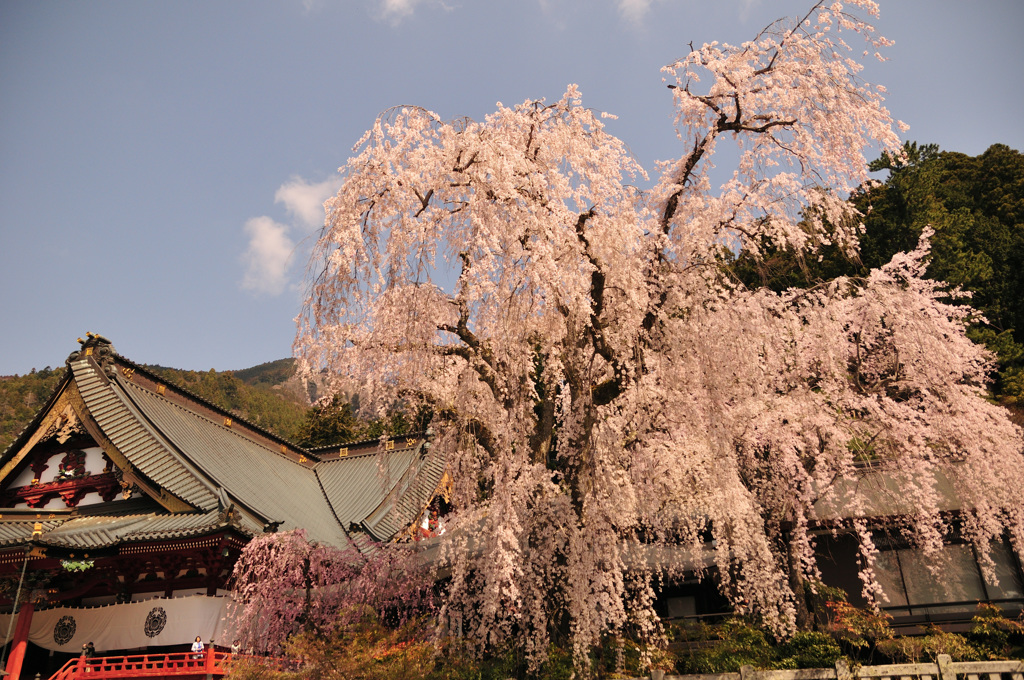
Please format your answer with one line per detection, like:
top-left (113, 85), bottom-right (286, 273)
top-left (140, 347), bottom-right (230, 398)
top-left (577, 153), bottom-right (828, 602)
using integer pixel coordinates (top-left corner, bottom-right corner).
top-left (294, 0), bottom-right (1024, 667)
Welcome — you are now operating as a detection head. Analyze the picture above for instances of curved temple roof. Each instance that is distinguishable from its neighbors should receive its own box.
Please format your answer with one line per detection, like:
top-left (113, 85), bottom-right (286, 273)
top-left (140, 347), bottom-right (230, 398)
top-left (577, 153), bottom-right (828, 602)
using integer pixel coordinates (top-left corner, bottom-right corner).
top-left (0, 336), bottom-right (446, 554)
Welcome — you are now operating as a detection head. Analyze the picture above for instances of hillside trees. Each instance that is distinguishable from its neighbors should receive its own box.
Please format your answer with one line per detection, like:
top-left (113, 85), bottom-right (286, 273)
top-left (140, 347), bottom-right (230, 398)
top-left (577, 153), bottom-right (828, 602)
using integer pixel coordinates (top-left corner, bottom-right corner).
top-left (0, 367), bottom-right (64, 453)
top-left (296, 394), bottom-right (363, 448)
top-left (147, 365), bottom-right (308, 440)
top-left (295, 0), bottom-right (1024, 667)
top-left (854, 143), bottom-right (1024, 399)
top-left (731, 142), bottom-right (1024, 401)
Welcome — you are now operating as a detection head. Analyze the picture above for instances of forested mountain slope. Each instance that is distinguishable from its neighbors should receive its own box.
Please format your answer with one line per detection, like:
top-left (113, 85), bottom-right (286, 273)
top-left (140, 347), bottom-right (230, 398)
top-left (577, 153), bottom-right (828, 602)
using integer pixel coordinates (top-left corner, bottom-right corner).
top-left (1, 359), bottom-right (309, 453)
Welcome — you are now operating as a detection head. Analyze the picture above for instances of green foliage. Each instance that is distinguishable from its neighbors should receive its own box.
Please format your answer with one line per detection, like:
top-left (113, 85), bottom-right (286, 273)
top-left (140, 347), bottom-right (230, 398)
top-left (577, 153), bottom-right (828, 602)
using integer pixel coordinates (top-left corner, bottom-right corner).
top-left (232, 359), bottom-right (298, 388)
top-left (967, 603), bottom-right (1024, 660)
top-left (672, 619), bottom-right (777, 673)
top-left (853, 142), bottom-right (1024, 400)
top-left (361, 408), bottom-right (415, 441)
top-left (298, 395), bottom-right (424, 448)
top-left (776, 632), bottom-right (844, 669)
top-left (728, 141), bottom-right (1024, 400)
top-left (0, 366), bottom-right (65, 453)
top-left (297, 394), bottom-right (363, 448)
top-left (671, 619), bottom-right (843, 673)
top-left (432, 641), bottom-right (576, 680)
top-left (876, 625), bottom-right (982, 663)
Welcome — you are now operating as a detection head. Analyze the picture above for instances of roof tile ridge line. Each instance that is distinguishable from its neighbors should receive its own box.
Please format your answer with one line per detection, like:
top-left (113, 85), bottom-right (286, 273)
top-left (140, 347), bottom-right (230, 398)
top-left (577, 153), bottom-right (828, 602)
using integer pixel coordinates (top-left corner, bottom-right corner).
top-left (120, 377), bottom-right (318, 471)
top-left (0, 366), bottom-right (73, 462)
top-left (116, 375), bottom-right (343, 540)
top-left (357, 442), bottom-right (431, 541)
top-left (311, 435), bottom-right (428, 469)
top-left (312, 463), bottom-right (357, 549)
top-left (110, 376), bottom-right (287, 532)
top-left (69, 514), bottom-right (232, 549)
top-left (313, 449), bottom-right (388, 466)
top-left (126, 513), bottom-right (258, 543)
top-left (57, 514), bottom-right (155, 535)
top-left (103, 377), bottom-right (220, 510)
top-left (114, 354), bottom-right (318, 459)
top-left (371, 445), bottom-right (448, 539)
top-left (306, 429), bottom-right (429, 454)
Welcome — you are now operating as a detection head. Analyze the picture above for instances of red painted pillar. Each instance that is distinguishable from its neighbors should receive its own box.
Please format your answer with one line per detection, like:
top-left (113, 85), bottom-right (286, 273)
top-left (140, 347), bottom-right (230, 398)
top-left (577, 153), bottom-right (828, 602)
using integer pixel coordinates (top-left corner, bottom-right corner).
top-left (204, 646), bottom-right (215, 680)
top-left (5, 601), bottom-right (35, 680)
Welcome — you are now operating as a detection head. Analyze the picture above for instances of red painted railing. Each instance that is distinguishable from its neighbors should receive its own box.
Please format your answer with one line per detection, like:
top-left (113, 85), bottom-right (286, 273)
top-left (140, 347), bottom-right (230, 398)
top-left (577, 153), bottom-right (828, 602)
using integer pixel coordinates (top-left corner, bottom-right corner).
top-left (48, 650), bottom-right (231, 680)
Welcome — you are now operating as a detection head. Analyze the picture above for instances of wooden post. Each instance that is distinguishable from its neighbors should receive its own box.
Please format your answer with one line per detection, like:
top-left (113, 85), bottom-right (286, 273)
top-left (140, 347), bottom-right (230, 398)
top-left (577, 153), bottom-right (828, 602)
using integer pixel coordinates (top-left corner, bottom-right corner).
top-left (837, 658), bottom-right (853, 680)
top-left (937, 654), bottom-right (957, 680)
top-left (4, 602), bottom-right (35, 680)
top-left (205, 647), bottom-right (215, 680)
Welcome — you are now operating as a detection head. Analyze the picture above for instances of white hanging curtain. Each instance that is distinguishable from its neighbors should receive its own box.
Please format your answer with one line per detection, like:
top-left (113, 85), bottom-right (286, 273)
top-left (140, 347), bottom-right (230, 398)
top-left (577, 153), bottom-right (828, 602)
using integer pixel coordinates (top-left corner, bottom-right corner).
top-left (0, 595), bottom-right (237, 653)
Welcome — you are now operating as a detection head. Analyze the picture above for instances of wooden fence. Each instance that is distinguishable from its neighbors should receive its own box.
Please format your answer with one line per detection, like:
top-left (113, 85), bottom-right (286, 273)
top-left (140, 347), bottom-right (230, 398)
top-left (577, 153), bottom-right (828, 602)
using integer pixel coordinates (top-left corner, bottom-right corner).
top-left (644, 655), bottom-right (1024, 680)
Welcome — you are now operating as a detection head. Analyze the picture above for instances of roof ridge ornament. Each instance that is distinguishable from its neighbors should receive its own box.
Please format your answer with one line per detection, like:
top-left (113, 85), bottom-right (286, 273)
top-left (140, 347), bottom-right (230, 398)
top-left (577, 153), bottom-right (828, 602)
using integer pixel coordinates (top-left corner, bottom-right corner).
top-left (69, 332), bottom-right (117, 369)
top-left (218, 503), bottom-right (240, 526)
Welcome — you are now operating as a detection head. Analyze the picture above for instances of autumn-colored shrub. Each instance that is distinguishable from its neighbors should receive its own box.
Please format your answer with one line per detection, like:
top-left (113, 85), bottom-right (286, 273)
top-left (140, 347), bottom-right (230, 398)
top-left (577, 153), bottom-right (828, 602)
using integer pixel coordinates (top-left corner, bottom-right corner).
top-left (825, 600), bottom-right (893, 662)
top-left (226, 612), bottom-right (435, 680)
top-left (876, 625), bottom-right (982, 663)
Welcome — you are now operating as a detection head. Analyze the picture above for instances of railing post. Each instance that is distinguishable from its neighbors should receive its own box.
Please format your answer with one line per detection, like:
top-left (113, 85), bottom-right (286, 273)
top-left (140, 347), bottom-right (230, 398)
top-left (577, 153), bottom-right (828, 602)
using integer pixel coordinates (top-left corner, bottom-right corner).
top-left (741, 664), bottom-right (756, 680)
top-left (937, 654), bottom-right (957, 680)
top-left (205, 648), bottom-right (215, 680)
top-left (837, 658), bottom-right (853, 680)
top-left (73, 656), bottom-right (85, 680)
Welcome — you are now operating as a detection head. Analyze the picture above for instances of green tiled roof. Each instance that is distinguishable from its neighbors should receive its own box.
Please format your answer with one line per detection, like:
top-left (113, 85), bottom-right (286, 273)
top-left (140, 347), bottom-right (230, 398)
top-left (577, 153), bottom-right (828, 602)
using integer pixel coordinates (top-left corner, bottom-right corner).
top-left (0, 511), bottom-right (262, 551)
top-left (1, 339), bottom-right (447, 554)
top-left (316, 441), bottom-right (447, 543)
top-left (71, 358), bottom-right (218, 511)
top-left (121, 380), bottom-right (351, 547)
top-left (315, 446), bottom-right (419, 527)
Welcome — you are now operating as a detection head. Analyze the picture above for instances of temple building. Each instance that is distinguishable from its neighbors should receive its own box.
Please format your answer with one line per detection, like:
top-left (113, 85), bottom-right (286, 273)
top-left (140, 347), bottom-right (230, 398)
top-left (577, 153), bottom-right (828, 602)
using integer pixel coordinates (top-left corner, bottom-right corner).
top-left (0, 335), bottom-right (448, 679)
top-left (2, 336), bottom-right (1022, 680)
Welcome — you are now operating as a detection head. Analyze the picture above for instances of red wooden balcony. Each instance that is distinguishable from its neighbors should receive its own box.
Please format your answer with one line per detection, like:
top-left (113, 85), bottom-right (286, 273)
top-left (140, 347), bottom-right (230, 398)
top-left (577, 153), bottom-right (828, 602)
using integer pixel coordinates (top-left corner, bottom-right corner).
top-left (47, 650), bottom-right (232, 680)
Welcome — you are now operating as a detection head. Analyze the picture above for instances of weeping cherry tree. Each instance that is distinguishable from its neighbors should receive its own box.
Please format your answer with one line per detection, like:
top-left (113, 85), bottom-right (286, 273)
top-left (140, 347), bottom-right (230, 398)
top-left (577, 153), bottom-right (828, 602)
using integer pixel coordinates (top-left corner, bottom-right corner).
top-left (295, 0), bottom-right (1024, 667)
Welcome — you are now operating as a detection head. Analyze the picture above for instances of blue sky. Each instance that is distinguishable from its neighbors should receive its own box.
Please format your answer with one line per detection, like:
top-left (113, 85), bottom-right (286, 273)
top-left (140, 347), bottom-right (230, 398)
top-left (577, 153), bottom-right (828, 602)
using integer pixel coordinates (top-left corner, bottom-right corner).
top-left (2, 0), bottom-right (1022, 376)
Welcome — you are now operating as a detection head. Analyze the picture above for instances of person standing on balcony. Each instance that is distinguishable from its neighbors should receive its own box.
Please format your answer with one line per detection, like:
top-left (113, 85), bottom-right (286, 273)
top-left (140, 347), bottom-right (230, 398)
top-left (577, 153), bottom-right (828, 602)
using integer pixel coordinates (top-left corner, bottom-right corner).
top-left (191, 635), bottom-right (204, 659)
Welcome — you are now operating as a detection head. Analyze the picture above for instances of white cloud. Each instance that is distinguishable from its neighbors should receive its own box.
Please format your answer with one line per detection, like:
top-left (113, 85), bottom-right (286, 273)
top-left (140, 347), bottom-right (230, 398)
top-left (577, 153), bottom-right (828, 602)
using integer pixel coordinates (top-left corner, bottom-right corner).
top-left (373, 0), bottom-right (454, 24)
top-left (616, 0), bottom-right (760, 27)
top-left (240, 175), bottom-right (343, 297)
top-left (618, 0), bottom-right (651, 24)
top-left (274, 176), bottom-right (343, 229)
top-left (241, 216), bottom-right (296, 296)
top-left (379, 0), bottom-right (423, 22)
